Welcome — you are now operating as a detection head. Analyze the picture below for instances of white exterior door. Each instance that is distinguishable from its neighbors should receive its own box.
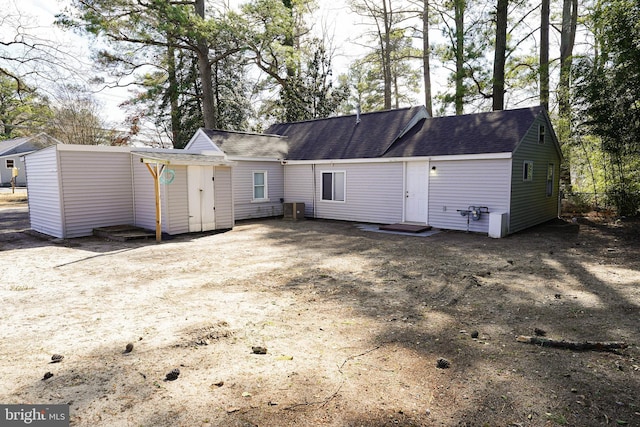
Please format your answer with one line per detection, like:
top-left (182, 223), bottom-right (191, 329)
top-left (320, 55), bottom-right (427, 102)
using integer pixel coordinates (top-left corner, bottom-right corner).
top-left (405, 161), bottom-right (428, 223)
top-left (188, 166), bottom-right (216, 232)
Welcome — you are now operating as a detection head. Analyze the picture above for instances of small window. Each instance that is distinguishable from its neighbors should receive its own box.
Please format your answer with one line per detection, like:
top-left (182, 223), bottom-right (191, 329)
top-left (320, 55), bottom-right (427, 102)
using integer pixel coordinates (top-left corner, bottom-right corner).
top-left (252, 171), bottom-right (268, 201)
top-left (5, 159), bottom-right (14, 169)
top-left (546, 163), bottom-right (554, 197)
top-left (321, 171), bottom-right (345, 201)
top-left (523, 161), bottom-right (533, 182)
top-left (538, 124), bottom-right (545, 144)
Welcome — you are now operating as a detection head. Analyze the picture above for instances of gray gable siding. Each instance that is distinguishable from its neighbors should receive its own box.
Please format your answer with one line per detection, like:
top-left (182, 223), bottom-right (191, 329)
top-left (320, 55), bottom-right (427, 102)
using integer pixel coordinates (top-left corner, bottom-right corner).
top-left (187, 130), bottom-right (218, 152)
top-left (232, 160), bottom-right (284, 220)
top-left (509, 114), bottom-right (561, 234)
top-left (59, 150), bottom-right (134, 238)
top-left (25, 147), bottom-right (64, 238)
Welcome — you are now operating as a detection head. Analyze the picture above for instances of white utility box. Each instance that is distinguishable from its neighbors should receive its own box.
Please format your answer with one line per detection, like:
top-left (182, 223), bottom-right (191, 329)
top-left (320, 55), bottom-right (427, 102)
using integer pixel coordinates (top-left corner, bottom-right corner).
top-left (488, 212), bottom-right (508, 238)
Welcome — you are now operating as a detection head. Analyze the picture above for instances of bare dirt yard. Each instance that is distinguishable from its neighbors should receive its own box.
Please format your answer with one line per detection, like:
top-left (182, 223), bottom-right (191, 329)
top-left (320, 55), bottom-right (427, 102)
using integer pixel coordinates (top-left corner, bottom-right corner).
top-left (1, 194), bottom-right (639, 427)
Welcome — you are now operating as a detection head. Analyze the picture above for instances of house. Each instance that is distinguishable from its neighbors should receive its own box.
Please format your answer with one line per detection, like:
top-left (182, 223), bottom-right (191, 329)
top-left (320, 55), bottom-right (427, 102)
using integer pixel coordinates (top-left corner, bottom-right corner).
top-left (24, 144), bottom-right (233, 239)
top-left (0, 133), bottom-right (61, 186)
top-left (188, 105), bottom-right (562, 236)
top-left (186, 130), bottom-right (288, 220)
top-left (25, 105), bottom-right (561, 239)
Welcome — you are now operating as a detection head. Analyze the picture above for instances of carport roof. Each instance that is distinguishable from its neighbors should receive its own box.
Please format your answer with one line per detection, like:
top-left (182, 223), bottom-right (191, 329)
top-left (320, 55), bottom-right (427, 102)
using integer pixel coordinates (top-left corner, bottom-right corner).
top-left (131, 152), bottom-right (235, 166)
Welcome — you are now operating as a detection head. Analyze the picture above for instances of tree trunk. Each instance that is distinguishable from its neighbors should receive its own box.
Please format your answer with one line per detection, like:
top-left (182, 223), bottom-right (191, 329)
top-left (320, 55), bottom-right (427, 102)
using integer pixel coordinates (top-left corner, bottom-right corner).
top-left (454, 0), bottom-right (465, 115)
top-left (422, 0), bottom-right (433, 116)
top-left (559, 0), bottom-right (577, 118)
top-left (492, 0), bottom-right (508, 111)
top-left (166, 43), bottom-right (180, 146)
top-left (194, 0), bottom-right (217, 129)
top-left (558, 0), bottom-right (578, 191)
top-left (382, 0), bottom-right (392, 110)
top-left (540, 0), bottom-right (549, 110)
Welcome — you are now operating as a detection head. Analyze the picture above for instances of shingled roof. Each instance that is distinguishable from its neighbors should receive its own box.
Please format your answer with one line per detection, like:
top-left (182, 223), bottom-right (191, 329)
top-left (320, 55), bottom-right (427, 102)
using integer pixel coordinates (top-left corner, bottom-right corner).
top-left (266, 106), bottom-right (427, 160)
top-left (265, 105), bottom-right (547, 161)
top-left (384, 106), bottom-right (546, 157)
top-left (202, 129), bottom-right (288, 158)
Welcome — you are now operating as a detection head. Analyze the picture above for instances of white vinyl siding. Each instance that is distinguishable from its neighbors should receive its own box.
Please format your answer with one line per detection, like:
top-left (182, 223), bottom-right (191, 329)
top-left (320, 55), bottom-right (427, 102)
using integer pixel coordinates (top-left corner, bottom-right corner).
top-left (213, 166), bottom-right (234, 229)
top-left (428, 159), bottom-right (511, 233)
top-left (162, 166), bottom-right (189, 234)
top-left (252, 171), bottom-right (268, 201)
top-left (185, 130), bottom-right (223, 153)
top-left (321, 171), bottom-right (345, 201)
top-left (283, 164), bottom-right (315, 217)
top-left (314, 162), bottom-right (404, 224)
top-left (58, 150), bottom-right (134, 238)
top-left (132, 160), bottom-right (156, 232)
top-left (233, 161), bottom-right (284, 220)
top-left (24, 146), bottom-right (64, 238)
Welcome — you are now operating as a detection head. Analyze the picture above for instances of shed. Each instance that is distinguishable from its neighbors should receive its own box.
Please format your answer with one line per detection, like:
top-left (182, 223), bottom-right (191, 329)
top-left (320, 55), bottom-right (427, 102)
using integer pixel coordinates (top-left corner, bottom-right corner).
top-left (24, 144), bottom-right (234, 239)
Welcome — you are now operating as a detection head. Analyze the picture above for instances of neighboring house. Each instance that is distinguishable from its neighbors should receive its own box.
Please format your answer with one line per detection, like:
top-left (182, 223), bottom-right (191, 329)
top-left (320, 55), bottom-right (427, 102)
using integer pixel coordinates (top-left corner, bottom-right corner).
top-left (0, 133), bottom-right (61, 186)
top-left (26, 106), bottom-right (561, 239)
top-left (189, 105), bottom-right (562, 236)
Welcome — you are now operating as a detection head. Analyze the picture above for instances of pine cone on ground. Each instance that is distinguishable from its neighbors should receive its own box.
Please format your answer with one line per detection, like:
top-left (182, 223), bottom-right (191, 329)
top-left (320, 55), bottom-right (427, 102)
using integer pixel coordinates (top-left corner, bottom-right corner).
top-left (165, 368), bottom-right (180, 381)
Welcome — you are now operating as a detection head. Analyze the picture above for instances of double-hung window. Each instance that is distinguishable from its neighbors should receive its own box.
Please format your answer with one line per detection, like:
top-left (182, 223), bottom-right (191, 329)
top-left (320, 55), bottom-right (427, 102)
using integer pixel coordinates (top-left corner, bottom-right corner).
top-left (546, 163), bottom-right (554, 197)
top-left (523, 161), bottom-right (533, 182)
top-left (538, 124), bottom-right (545, 144)
top-left (252, 171), bottom-right (268, 201)
top-left (321, 171), bottom-right (345, 201)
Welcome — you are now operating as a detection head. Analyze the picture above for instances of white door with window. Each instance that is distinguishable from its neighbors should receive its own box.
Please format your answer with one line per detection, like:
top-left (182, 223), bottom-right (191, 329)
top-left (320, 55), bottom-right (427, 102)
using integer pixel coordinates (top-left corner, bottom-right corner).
top-left (188, 165), bottom-right (216, 232)
top-left (405, 161), bottom-right (428, 223)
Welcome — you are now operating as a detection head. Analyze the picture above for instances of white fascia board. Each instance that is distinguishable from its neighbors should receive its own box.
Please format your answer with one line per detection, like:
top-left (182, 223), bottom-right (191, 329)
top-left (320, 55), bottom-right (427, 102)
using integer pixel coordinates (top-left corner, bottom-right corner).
top-left (429, 152), bottom-right (512, 161)
top-left (56, 144), bottom-right (132, 153)
top-left (227, 156), bottom-right (283, 162)
top-left (282, 152), bottom-right (512, 165)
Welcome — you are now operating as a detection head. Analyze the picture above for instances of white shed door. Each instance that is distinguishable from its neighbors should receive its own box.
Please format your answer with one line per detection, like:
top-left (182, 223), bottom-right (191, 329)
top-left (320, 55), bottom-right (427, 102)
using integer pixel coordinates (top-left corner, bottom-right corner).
top-left (405, 161), bottom-right (428, 223)
top-left (188, 165), bottom-right (216, 232)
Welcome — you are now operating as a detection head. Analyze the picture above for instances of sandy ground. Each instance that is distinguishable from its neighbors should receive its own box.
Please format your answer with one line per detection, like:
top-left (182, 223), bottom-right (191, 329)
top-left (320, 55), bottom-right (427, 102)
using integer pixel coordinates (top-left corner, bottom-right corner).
top-left (1, 198), bottom-right (639, 427)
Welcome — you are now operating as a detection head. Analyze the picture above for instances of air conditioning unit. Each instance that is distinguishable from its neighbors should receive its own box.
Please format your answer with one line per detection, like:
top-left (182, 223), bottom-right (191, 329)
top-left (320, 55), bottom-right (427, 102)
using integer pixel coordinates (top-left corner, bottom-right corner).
top-left (283, 202), bottom-right (305, 220)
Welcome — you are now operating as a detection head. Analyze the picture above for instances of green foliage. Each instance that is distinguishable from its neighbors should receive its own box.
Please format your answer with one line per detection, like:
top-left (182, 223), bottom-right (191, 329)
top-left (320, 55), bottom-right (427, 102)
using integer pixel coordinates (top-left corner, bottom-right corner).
top-left (0, 76), bottom-right (52, 139)
top-left (573, 0), bottom-right (640, 215)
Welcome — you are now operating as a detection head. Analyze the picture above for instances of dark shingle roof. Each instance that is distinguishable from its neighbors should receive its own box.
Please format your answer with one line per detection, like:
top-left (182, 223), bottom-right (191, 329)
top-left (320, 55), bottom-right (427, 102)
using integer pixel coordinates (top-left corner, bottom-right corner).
top-left (202, 129), bottom-right (288, 158)
top-left (266, 106), bottom-right (426, 160)
top-left (0, 133), bottom-right (61, 156)
top-left (384, 106), bottom-right (544, 157)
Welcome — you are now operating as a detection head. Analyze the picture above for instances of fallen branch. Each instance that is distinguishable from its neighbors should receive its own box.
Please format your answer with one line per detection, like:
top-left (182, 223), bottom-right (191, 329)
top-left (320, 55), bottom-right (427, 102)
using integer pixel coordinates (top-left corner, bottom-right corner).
top-left (516, 335), bottom-right (628, 352)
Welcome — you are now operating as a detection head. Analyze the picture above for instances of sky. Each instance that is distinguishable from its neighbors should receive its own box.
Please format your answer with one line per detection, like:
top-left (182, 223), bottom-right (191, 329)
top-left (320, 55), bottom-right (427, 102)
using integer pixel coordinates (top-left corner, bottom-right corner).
top-left (9, 0), bottom-right (377, 129)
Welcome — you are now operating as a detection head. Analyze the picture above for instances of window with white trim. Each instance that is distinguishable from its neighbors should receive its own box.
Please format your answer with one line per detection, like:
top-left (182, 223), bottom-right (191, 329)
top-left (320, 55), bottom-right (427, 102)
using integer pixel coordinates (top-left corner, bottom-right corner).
top-left (6, 159), bottom-right (14, 169)
top-left (252, 171), bottom-right (268, 201)
top-left (538, 124), bottom-right (545, 144)
top-left (546, 163), bottom-right (554, 197)
top-left (523, 161), bottom-right (533, 182)
top-left (321, 171), bottom-right (345, 201)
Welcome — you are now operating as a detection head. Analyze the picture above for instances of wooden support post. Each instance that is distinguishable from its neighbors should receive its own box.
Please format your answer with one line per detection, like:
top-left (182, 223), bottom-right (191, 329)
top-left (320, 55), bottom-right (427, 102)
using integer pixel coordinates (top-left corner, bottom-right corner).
top-left (145, 162), bottom-right (164, 242)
